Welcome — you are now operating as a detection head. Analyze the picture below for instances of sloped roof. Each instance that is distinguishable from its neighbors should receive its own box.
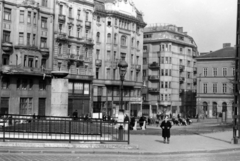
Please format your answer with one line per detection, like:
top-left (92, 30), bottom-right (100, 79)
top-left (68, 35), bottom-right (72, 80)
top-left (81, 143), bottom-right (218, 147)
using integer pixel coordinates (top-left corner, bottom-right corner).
top-left (197, 47), bottom-right (235, 59)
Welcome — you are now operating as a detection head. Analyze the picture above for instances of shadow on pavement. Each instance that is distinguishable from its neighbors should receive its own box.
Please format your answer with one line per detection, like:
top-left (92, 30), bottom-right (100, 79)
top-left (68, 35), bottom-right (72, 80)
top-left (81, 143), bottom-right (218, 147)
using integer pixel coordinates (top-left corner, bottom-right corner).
top-left (192, 133), bottom-right (231, 144)
top-left (155, 140), bottom-right (165, 144)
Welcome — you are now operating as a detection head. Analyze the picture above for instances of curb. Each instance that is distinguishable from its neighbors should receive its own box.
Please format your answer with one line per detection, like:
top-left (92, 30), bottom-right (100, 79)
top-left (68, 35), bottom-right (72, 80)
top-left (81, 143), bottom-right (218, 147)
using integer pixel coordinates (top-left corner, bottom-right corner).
top-left (0, 147), bottom-right (240, 156)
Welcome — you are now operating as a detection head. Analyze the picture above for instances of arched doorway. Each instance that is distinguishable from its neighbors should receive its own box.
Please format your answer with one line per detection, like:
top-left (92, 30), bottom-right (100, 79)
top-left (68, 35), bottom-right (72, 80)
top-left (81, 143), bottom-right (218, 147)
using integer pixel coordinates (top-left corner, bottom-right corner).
top-left (222, 102), bottom-right (227, 122)
top-left (212, 102), bottom-right (218, 117)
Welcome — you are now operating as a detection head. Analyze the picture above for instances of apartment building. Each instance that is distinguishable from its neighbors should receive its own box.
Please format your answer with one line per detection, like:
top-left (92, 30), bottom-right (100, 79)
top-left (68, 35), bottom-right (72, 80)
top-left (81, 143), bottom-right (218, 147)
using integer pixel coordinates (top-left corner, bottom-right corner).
top-left (52, 0), bottom-right (94, 116)
top-left (0, 0), bottom-right (54, 116)
top-left (196, 44), bottom-right (235, 119)
top-left (143, 24), bottom-right (198, 118)
top-left (92, 0), bottom-right (146, 118)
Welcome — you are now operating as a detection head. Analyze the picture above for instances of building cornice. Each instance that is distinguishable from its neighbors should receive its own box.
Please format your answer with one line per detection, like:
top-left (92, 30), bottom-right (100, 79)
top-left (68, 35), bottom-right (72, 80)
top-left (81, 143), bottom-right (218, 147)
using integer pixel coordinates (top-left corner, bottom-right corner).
top-left (144, 38), bottom-right (196, 48)
top-left (196, 57), bottom-right (235, 61)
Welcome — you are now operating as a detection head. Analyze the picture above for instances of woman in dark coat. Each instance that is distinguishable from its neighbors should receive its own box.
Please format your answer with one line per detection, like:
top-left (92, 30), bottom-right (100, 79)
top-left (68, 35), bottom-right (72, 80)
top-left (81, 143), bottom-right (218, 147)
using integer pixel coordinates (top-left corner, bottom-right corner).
top-left (160, 116), bottom-right (172, 144)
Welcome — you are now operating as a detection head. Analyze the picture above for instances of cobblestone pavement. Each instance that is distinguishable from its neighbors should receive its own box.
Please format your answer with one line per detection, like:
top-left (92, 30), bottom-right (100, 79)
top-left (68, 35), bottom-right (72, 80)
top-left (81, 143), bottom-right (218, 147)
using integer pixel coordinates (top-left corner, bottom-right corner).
top-left (0, 151), bottom-right (239, 161)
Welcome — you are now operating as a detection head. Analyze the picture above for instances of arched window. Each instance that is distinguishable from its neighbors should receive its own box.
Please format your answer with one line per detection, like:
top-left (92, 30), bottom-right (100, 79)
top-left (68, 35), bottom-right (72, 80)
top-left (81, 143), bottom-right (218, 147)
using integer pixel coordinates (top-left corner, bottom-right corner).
top-left (121, 35), bottom-right (126, 46)
top-left (107, 33), bottom-right (111, 43)
top-left (96, 32), bottom-right (100, 42)
top-left (131, 37), bottom-right (134, 46)
top-left (58, 43), bottom-right (62, 55)
top-left (222, 102), bottom-right (227, 112)
top-left (114, 33), bottom-right (117, 44)
top-left (212, 102), bottom-right (218, 117)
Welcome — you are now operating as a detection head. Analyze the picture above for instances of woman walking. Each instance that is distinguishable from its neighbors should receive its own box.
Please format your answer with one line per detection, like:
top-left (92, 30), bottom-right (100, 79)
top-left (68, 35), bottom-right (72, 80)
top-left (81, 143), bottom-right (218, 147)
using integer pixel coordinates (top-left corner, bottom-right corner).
top-left (160, 116), bottom-right (172, 144)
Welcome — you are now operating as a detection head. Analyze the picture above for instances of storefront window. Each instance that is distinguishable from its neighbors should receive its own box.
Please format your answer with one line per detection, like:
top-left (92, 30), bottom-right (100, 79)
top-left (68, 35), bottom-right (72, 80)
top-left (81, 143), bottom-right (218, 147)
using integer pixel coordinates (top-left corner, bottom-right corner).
top-left (74, 83), bottom-right (83, 94)
top-left (84, 83), bottom-right (89, 95)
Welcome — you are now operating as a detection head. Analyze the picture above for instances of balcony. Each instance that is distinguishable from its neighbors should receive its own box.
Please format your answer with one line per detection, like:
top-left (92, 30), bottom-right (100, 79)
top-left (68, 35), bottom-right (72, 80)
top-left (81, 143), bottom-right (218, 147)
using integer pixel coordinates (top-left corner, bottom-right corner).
top-left (179, 65), bottom-right (185, 72)
top-left (148, 75), bottom-right (160, 81)
top-left (85, 21), bottom-right (91, 28)
top-left (136, 65), bottom-right (141, 71)
top-left (193, 78), bottom-right (197, 85)
top-left (193, 67), bottom-right (197, 74)
top-left (40, 48), bottom-right (49, 57)
top-left (56, 32), bottom-right (68, 42)
top-left (148, 62), bottom-right (160, 69)
top-left (179, 77), bottom-right (185, 84)
top-left (2, 42), bottom-right (13, 52)
top-left (58, 14), bottom-right (66, 23)
top-left (148, 88), bottom-right (159, 93)
top-left (1, 65), bottom-right (52, 76)
top-left (95, 59), bottom-right (102, 67)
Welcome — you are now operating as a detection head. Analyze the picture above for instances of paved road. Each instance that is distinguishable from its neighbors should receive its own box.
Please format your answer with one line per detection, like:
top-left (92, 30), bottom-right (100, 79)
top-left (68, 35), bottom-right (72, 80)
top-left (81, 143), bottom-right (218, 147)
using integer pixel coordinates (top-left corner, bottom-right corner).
top-left (0, 150), bottom-right (239, 161)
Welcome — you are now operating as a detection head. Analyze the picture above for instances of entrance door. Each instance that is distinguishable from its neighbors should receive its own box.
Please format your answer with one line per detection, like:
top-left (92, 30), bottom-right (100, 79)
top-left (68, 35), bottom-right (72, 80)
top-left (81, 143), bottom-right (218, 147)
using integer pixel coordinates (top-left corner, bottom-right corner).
top-left (38, 98), bottom-right (46, 116)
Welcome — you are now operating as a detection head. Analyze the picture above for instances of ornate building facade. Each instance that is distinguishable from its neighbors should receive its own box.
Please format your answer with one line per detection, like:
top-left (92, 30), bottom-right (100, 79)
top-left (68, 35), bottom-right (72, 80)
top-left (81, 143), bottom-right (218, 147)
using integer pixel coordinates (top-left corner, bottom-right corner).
top-left (92, 0), bottom-right (146, 118)
top-left (0, 0), bottom-right (54, 115)
top-left (143, 24), bottom-right (198, 118)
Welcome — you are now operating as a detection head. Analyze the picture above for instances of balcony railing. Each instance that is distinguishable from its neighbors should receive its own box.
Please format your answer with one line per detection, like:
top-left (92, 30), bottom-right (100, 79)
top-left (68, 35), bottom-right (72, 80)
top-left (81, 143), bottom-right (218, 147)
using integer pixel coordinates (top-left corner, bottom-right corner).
top-left (179, 77), bottom-right (185, 83)
top-left (2, 42), bottom-right (13, 52)
top-left (148, 62), bottom-right (160, 69)
top-left (179, 65), bottom-right (185, 72)
top-left (148, 75), bottom-right (160, 81)
top-left (148, 88), bottom-right (159, 93)
top-left (85, 21), bottom-right (91, 28)
top-left (95, 59), bottom-right (102, 67)
top-left (136, 65), bottom-right (141, 71)
top-left (56, 32), bottom-right (68, 42)
top-left (58, 14), bottom-right (66, 22)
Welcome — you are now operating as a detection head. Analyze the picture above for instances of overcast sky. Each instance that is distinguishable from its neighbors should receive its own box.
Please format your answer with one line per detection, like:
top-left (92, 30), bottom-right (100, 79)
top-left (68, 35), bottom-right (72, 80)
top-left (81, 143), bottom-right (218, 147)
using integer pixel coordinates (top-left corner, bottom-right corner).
top-left (134, 0), bottom-right (237, 52)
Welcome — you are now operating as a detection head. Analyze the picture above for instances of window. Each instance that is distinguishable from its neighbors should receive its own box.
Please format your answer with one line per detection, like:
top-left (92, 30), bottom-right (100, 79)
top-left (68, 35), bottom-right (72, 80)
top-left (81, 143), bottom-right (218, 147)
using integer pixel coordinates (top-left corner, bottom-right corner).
top-left (165, 57), bottom-right (168, 64)
top-left (68, 26), bottom-right (72, 36)
top-left (29, 80), bottom-right (33, 90)
top-left (233, 68), bottom-right (235, 76)
top-left (114, 34), bottom-right (117, 44)
top-left (33, 34), bottom-right (36, 46)
top-left (96, 68), bottom-right (99, 79)
top-left (161, 94), bottom-right (164, 101)
top-left (20, 11), bottom-right (24, 23)
top-left (165, 69), bottom-right (168, 76)
top-left (27, 33), bottom-right (31, 45)
top-left (2, 55), bottom-right (9, 65)
top-left (203, 68), bottom-right (207, 76)
top-left (41, 17), bottom-right (47, 29)
top-left (96, 32), bottom-right (100, 42)
top-left (96, 49), bottom-right (100, 59)
top-left (223, 68), bottom-right (227, 76)
top-left (143, 46), bottom-right (147, 52)
top-left (107, 33), bottom-right (111, 43)
top-left (3, 31), bottom-right (10, 42)
top-left (59, 5), bottom-right (63, 14)
top-left (58, 43), bottom-right (62, 55)
top-left (161, 57), bottom-right (164, 64)
top-left (136, 72), bottom-right (139, 81)
top-left (121, 36), bottom-right (126, 46)
top-left (132, 38), bottom-right (134, 46)
top-left (161, 69), bottom-right (164, 76)
top-left (19, 32), bottom-right (24, 45)
top-left (106, 68), bottom-right (110, 79)
top-left (28, 57), bottom-right (34, 67)
top-left (121, 53), bottom-right (126, 60)
top-left (223, 83), bottom-right (227, 93)
top-left (42, 0), bottom-right (48, 7)
top-left (4, 8), bottom-right (11, 21)
top-left (27, 11), bottom-right (31, 24)
top-left (143, 58), bottom-right (147, 65)
top-left (107, 50), bottom-right (111, 61)
top-left (69, 7), bottom-right (72, 18)
top-left (39, 80), bottom-right (46, 90)
top-left (131, 54), bottom-right (134, 64)
top-left (213, 68), bottom-right (217, 77)
top-left (169, 82), bottom-right (171, 88)
top-left (213, 83), bottom-right (217, 93)
top-left (165, 94), bottom-right (168, 101)
top-left (113, 69), bottom-right (116, 80)
top-left (187, 61), bottom-right (190, 67)
top-left (113, 51), bottom-right (116, 60)
top-left (203, 83), bottom-right (207, 94)
top-left (107, 20), bottom-right (111, 26)
top-left (85, 12), bottom-right (89, 21)
top-left (169, 69), bottom-right (172, 76)
top-left (137, 41), bottom-right (139, 49)
top-left (77, 10), bottom-right (81, 19)
top-left (161, 82), bottom-right (164, 88)
top-left (40, 37), bottom-right (47, 48)
top-left (59, 24), bottom-right (63, 32)
top-left (77, 27), bottom-right (81, 38)
top-left (115, 18), bottom-right (118, 25)
top-left (0, 97), bottom-right (9, 114)
top-left (33, 13), bottom-right (37, 25)
top-left (74, 83), bottom-right (83, 94)
top-left (22, 79), bottom-right (28, 90)
top-left (1, 77), bottom-right (9, 89)
top-left (187, 72), bottom-right (191, 78)
top-left (20, 98), bottom-right (33, 115)
top-left (35, 57), bottom-right (38, 68)
top-left (85, 29), bottom-right (89, 38)
top-left (42, 58), bottom-right (46, 68)
top-left (165, 82), bottom-right (168, 88)
top-left (68, 45), bottom-right (71, 54)
top-left (77, 46), bottom-right (80, 56)
top-left (136, 56), bottom-right (139, 64)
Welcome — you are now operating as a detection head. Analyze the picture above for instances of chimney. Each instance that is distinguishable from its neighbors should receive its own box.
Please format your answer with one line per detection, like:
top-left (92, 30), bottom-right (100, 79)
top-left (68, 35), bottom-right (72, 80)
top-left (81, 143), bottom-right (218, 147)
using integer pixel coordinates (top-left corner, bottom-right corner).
top-left (223, 43), bottom-right (231, 48)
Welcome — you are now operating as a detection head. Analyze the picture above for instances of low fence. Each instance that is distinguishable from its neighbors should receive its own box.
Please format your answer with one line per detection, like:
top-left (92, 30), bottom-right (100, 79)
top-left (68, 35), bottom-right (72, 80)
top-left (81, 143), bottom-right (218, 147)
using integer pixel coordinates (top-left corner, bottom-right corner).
top-left (0, 114), bottom-right (130, 144)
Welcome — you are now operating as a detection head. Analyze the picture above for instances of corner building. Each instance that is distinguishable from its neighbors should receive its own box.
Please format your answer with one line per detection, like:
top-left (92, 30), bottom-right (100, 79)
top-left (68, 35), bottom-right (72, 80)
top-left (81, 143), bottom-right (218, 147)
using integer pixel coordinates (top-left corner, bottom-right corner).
top-left (92, 0), bottom-right (146, 118)
top-left (0, 0), bottom-right (54, 116)
top-left (143, 24), bottom-right (198, 118)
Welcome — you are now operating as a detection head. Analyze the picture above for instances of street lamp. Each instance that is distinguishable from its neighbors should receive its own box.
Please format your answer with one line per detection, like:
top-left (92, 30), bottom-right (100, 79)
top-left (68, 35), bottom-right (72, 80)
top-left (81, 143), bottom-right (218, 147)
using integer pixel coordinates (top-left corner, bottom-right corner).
top-left (117, 59), bottom-right (128, 141)
top-left (118, 59), bottom-right (128, 110)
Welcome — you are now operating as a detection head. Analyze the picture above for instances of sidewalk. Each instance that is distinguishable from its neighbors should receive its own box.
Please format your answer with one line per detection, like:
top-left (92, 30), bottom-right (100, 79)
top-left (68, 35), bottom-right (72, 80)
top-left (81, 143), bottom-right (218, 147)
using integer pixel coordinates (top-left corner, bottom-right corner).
top-left (0, 131), bottom-right (239, 155)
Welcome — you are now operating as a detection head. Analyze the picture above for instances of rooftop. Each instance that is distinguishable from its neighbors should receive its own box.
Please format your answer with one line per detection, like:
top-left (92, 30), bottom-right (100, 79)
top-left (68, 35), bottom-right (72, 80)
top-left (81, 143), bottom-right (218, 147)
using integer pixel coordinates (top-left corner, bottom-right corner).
top-left (197, 47), bottom-right (235, 59)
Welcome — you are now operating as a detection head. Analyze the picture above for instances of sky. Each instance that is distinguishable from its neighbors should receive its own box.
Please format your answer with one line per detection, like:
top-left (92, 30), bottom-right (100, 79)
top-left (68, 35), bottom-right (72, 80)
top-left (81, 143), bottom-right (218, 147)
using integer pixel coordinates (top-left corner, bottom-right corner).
top-left (133, 0), bottom-right (237, 52)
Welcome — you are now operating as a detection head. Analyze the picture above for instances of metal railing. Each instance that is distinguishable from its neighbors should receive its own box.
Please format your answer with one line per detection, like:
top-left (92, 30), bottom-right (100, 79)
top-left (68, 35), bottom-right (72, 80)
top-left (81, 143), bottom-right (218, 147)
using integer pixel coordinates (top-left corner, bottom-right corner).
top-left (0, 114), bottom-right (130, 144)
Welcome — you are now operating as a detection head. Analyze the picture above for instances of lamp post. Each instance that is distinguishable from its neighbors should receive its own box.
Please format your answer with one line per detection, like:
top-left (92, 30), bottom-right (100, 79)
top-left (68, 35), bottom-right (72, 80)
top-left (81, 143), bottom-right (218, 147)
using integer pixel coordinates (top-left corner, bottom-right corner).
top-left (117, 59), bottom-right (128, 141)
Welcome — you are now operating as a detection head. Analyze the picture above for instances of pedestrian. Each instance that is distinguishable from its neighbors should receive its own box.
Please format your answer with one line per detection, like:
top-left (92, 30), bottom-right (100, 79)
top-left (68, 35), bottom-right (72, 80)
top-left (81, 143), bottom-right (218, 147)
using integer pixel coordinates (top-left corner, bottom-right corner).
top-left (72, 110), bottom-right (78, 120)
top-left (160, 115), bottom-right (172, 144)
